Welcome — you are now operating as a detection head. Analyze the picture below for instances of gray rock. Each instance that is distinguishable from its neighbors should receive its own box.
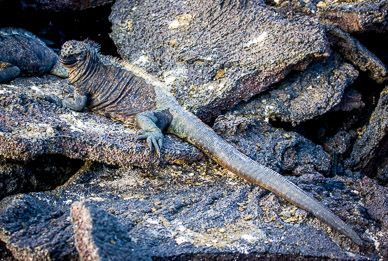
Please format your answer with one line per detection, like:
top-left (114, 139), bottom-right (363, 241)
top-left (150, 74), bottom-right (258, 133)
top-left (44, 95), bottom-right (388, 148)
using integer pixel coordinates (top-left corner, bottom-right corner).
top-left (70, 201), bottom-right (150, 261)
top-left (20, 0), bottom-right (114, 12)
top-left (318, 0), bottom-right (388, 33)
top-left (325, 24), bottom-right (388, 83)
top-left (267, 0), bottom-right (388, 33)
top-left (0, 75), bottom-right (204, 167)
top-left (360, 177), bottom-right (388, 258)
top-left (331, 88), bottom-right (365, 112)
top-left (109, 0), bottom-right (330, 122)
top-left (230, 53), bottom-right (358, 126)
top-left (213, 114), bottom-right (332, 176)
top-left (0, 28), bottom-right (67, 78)
top-left (345, 85), bottom-right (388, 183)
top-left (0, 162), bottom-right (375, 260)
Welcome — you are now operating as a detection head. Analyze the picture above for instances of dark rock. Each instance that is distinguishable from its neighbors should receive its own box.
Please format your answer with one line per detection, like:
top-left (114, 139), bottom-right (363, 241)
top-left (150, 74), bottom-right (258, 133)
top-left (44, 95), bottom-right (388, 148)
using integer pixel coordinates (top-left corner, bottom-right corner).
top-left (0, 28), bottom-right (66, 78)
top-left (345, 85), bottom-right (388, 183)
top-left (267, 0), bottom-right (388, 33)
top-left (230, 53), bottom-right (358, 126)
top-left (213, 114), bottom-right (331, 176)
top-left (20, 0), bottom-right (114, 12)
top-left (325, 24), bottom-right (388, 83)
top-left (360, 177), bottom-right (388, 259)
top-left (318, 0), bottom-right (388, 33)
top-left (109, 0), bottom-right (330, 122)
top-left (70, 201), bottom-right (150, 260)
top-left (0, 62), bottom-right (20, 83)
top-left (0, 75), bottom-right (204, 167)
top-left (331, 88), bottom-right (365, 112)
top-left (0, 194), bottom-right (77, 260)
top-left (323, 130), bottom-right (357, 157)
top-left (0, 162), bottom-right (374, 259)
top-left (0, 155), bottom-right (84, 200)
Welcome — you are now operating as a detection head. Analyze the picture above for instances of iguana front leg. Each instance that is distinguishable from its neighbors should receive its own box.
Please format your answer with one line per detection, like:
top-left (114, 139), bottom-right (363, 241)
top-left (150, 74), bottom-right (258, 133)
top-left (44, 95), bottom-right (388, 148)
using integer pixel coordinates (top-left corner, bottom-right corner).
top-left (38, 91), bottom-right (87, 112)
top-left (136, 110), bottom-right (172, 157)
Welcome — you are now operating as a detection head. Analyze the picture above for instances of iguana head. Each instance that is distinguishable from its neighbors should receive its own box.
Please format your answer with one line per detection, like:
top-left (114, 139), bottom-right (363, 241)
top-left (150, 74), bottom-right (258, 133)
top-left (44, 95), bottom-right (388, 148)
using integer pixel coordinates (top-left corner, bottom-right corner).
top-left (59, 40), bottom-right (89, 68)
top-left (59, 40), bottom-right (101, 68)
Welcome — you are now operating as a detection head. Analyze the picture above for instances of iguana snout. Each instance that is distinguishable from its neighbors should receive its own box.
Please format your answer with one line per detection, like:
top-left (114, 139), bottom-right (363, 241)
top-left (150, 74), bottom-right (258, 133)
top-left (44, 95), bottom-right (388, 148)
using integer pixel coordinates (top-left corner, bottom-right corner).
top-left (59, 40), bottom-right (88, 67)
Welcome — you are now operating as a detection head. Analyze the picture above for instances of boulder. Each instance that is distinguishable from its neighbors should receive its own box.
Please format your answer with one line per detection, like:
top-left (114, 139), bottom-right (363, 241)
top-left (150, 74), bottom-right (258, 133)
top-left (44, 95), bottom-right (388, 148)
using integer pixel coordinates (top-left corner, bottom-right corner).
top-left (109, 0), bottom-right (330, 122)
top-left (229, 53), bottom-right (359, 126)
top-left (213, 114), bottom-right (332, 176)
top-left (20, 0), bottom-right (114, 12)
top-left (0, 161), bottom-right (375, 260)
top-left (0, 75), bottom-right (204, 167)
top-left (345, 85), bottom-right (388, 183)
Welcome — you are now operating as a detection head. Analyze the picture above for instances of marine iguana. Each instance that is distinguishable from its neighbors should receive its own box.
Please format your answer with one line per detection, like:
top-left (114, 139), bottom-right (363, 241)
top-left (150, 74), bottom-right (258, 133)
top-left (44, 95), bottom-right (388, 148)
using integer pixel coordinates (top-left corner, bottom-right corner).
top-left (49, 40), bottom-right (362, 245)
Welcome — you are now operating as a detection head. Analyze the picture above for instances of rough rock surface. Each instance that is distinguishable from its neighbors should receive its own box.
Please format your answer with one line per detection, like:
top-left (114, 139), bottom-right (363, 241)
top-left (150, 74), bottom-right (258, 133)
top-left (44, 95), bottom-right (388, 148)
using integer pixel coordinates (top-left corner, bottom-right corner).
top-left (229, 53), bottom-right (359, 125)
top-left (213, 114), bottom-right (332, 176)
top-left (109, 0), bottom-right (330, 122)
top-left (360, 177), bottom-right (388, 258)
top-left (325, 24), bottom-right (388, 83)
top-left (70, 201), bottom-right (148, 261)
top-left (345, 85), bottom-right (388, 183)
top-left (0, 161), bottom-right (379, 260)
top-left (0, 75), bottom-right (204, 167)
top-left (268, 0), bottom-right (388, 33)
top-left (0, 28), bottom-right (66, 79)
top-left (20, 0), bottom-right (114, 12)
top-left (318, 0), bottom-right (388, 33)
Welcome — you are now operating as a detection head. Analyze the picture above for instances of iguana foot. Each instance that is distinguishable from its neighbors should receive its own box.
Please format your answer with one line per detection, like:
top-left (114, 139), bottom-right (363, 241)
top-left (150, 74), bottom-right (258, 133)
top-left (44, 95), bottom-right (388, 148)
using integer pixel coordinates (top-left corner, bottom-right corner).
top-left (137, 130), bottom-right (164, 157)
top-left (36, 94), bottom-right (63, 106)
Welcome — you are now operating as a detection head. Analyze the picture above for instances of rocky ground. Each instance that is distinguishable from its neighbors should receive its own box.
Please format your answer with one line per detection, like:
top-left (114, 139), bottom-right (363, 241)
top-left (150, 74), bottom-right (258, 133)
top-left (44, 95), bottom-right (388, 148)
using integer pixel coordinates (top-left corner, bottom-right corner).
top-left (0, 0), bottom-right (387, 260)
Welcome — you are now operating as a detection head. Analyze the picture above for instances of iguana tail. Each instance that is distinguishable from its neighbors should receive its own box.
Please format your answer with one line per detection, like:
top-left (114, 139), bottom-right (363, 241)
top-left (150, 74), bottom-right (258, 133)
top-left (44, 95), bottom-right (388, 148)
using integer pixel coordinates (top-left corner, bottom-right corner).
top-left (169, 105), bottom-right (362, 246)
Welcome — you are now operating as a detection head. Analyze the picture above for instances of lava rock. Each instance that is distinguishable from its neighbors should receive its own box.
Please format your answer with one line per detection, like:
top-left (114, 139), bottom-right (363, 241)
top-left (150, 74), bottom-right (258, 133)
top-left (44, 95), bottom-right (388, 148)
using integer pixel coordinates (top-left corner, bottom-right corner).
top-left (0, 75), bottom-right (204, 167)
top-left (0, 28), bottom-right (67, 79)
top-left (331, 88), bottom-right (365, 112)
top-left (109, 0), bottom-right (330, 122)
top-left (0, 161), bottom-right (373, 260)
top-left (70, 201), bottom-right (150, 260)
top-left (20, 0), bottom-right (114, 12)
top-left (0, 194), bottom-right (77, 260)
top-left (345, 85), bottom-right (388, 183)
top-left (213, 114), bottom-right (331, 176)
top-left (318, 0), bottom-right (388, 33)
top-left (230, 53), bottom-right (359, 126)
top-left (267, 0), bottom-right (388, 33)
top-left (325, 24), bottom-right (388, 83)
top-left (360, 177), bottom-right (388, 259)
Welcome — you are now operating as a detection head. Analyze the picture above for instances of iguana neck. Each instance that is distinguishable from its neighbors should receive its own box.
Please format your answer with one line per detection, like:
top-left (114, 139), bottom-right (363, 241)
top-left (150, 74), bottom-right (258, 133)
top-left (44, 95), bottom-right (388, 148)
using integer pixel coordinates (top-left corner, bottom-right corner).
top-left (68, 52), bottom-right (99, 85)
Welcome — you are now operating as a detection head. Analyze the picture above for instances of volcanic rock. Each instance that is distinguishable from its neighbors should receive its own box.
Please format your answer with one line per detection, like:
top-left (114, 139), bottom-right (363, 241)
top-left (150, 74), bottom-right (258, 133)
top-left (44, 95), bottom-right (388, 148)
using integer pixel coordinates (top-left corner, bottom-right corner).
top-left (345, 85), bottom-right (388, 183)
top-left (0, 161), bottom-right (374, 260)
top-left (109, 0), bottom-right (330, 122)
top-left (0, 75), bottom-right (204, 167)
top-left (229, 52), bottom-right (359, 126)
top-left (20, 0), bottom-right (114, 12)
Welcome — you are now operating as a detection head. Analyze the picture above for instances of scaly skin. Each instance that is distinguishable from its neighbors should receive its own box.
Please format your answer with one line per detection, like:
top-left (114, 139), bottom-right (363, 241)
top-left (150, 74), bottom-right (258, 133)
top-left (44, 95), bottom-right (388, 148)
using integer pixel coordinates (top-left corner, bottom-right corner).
top-left (55, 40), bottom-right (362, 246)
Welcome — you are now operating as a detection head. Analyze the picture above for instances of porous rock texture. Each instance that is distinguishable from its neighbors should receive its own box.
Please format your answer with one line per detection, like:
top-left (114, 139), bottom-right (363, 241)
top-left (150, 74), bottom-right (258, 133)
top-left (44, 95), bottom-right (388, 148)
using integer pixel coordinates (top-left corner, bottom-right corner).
top-left (228, 52), bottom-right (359, 126)
top-left (213, 114), bottom-right (332, 176)
top-left (0, 161), bottom-right (380, 260)
top-left (268, 0), bottom-right (388, 33)
top-left (109, 0), bottom-right (330, 122)
top-left (345, 85), bottom-right (388, 184)
top-left (20, 0), bottom-right (114, 12)
top-left (325, 24), bottom-right (388, 83)
top-left (0, 75), bottom-right (204, 168)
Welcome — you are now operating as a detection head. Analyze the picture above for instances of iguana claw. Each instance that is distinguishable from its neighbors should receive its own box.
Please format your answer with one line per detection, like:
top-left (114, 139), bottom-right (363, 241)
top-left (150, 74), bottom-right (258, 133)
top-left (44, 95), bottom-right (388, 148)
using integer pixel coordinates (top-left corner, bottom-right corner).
top-left (137, 130), bottom-right (164, 157)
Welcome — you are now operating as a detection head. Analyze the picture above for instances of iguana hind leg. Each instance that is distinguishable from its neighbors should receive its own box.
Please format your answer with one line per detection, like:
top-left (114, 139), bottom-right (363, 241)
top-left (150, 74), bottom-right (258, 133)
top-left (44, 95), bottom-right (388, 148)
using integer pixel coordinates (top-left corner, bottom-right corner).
top-left (136, 110), bottom-right (172, 157)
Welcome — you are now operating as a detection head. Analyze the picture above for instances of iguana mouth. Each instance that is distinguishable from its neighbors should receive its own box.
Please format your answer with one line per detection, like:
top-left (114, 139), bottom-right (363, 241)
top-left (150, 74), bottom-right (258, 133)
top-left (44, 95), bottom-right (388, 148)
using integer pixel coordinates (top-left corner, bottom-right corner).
top-left (59, 56), bottom-right (77, 66)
